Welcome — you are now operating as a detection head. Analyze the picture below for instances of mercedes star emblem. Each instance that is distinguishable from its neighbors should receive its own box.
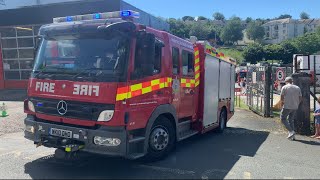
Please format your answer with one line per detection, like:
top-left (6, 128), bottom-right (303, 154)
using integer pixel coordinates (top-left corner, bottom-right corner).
top-left (57, 100), bottom-right (68, 115)
top-left (62, 84), bottom-right (66, 89)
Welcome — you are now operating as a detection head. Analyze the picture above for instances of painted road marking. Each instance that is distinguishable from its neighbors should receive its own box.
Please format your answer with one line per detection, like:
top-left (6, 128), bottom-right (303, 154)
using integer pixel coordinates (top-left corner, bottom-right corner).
top-left (284, 177), bottom-right (293, 179)
top-left (243, 171), bottom-right (252, 179)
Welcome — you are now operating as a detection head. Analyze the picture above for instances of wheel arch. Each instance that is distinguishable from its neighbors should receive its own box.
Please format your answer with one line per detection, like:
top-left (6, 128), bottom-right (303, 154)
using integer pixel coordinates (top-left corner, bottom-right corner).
top-left (143, 104), bottom-right (178, 154)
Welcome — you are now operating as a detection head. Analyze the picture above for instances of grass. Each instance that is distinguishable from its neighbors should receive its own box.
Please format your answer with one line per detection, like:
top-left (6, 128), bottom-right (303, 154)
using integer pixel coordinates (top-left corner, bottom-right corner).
top-left (219, 48), bottom-right (244, 64)
top-left (234, 96), bottom-right (249, 110)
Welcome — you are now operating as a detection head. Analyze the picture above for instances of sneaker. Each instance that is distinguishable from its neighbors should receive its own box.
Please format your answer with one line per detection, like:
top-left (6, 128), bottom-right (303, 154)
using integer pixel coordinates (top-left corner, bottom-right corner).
top-left (287, 131), bottom-right (295, 139)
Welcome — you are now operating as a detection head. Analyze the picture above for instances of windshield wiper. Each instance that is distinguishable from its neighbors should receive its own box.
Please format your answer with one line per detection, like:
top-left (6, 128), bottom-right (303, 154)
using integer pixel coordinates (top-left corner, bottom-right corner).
top-left (72, 68), bottom-right (102, 80)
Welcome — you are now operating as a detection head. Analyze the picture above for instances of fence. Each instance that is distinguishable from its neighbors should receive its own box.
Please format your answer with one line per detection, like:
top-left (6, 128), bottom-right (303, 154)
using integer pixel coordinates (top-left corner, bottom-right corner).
top-left (245, 65), bottom-right (272, 117)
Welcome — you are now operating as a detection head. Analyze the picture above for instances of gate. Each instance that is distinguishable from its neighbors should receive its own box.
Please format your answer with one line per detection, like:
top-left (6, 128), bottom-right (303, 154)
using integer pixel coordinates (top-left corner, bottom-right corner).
top-left (246, 65), bottom-right (272, 117)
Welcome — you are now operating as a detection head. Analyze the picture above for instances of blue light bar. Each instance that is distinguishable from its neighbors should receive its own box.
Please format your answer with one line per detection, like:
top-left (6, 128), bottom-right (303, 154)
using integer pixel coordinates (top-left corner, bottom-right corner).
top-left (53, 10), bottom-right (140, 23)
top-left (66, 16), bottom-right (73, 22)
top-left (94, 13), bottom-right (101, 19)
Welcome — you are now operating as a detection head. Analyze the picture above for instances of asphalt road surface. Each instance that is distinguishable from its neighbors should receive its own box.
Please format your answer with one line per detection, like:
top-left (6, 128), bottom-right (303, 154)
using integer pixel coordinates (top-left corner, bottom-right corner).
top-left (0, 109), bottom-right (319, 179)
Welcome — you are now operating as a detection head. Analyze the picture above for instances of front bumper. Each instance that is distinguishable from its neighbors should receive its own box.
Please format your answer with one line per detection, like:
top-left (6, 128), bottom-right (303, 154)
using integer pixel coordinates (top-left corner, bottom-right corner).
top-left (24, 115), bottom-right (127, 157)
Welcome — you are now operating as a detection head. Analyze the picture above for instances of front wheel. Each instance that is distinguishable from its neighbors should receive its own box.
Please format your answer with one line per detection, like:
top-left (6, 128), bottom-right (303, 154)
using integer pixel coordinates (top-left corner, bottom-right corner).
top-left (143, 116), bottom-right (176, 162)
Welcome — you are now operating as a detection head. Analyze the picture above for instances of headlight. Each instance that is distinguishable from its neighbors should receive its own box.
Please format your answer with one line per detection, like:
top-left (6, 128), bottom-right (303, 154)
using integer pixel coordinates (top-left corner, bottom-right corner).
top-left (28, 101), bottom-right (35, 112)
top-left (93, 136), bottom-right (121, 146)
top-left (25, 125), bottom-right (35, 134)
top-left (97, 110), bottom-right (114, 122)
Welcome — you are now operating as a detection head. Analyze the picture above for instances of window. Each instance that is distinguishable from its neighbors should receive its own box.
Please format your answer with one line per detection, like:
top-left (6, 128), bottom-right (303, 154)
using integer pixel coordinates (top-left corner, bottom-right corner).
top-left (133, 37), bottom-right (163, 79)
top-left (154, 43), bottom-right (162, 74)
top-left (172, 47), bottom-right (179, 74)
top-left (283, 30), bottom-right (286, 34)
top-left (283, 24), bottom-right (286, 28)
top-left (0, 25), bottom-right (39, 80)
top-left (182, 50), bottom-right (194, 76)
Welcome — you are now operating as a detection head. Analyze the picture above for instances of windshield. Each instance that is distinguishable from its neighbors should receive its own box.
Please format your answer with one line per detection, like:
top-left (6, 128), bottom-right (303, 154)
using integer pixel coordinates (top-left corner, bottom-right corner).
top-left (33, 34), bottom-right (130, 81)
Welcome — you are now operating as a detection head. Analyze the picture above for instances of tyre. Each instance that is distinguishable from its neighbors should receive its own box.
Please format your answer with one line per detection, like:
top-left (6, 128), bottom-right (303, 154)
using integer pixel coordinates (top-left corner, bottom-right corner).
top-left (217, 109), bottom-right (227, 133)
top-left (143, 116), bottom-right (176, 162)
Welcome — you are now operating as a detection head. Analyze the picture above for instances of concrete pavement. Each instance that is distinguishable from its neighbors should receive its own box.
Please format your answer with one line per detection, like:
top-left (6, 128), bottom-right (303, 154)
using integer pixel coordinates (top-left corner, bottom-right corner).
top-left (0, 108), bottom-right (319, 179)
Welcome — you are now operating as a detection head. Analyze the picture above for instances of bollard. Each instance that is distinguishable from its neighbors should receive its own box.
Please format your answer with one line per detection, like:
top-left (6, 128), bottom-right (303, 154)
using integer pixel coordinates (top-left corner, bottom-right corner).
top-left (292, 72), bottom-right (311, 135)
top-left (0, 102), bottom-right (8, 117)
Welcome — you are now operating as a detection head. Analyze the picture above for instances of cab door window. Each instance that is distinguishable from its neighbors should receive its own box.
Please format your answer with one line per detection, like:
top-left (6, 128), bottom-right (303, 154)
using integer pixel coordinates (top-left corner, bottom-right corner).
top-left (182, 50), bottom-right (194, 77)
top-left (172, 47), bottom-right (180, 75)
top-left (132, 34), bottom-right (163, 80)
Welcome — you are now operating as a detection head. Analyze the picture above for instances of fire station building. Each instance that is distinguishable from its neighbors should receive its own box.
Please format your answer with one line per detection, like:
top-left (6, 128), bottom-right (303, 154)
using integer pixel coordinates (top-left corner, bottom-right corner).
top-left (0, 0), bottom-right (169, 89)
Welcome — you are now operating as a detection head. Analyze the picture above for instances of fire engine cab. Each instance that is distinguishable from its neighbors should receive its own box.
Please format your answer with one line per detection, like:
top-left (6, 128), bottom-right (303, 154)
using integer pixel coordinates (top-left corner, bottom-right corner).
top-left (24, 10), bottom-right (236, 161)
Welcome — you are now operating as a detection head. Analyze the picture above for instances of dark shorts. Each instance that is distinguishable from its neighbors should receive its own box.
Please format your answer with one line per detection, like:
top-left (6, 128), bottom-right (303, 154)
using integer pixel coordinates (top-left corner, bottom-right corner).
top-left (315, 118), bottom-right (320, 125)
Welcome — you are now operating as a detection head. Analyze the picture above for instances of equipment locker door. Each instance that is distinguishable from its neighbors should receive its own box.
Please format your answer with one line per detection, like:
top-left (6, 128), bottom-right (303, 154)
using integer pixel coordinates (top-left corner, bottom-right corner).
top-left (203, 55), bottom-right (220, 126)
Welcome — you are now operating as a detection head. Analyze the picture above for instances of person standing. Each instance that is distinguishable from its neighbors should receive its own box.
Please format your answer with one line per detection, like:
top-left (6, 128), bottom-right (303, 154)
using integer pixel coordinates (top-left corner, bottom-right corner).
top-left (311, 99), bottom-right (320, 139)
top-left (280, 77), bottom-right (302, 140)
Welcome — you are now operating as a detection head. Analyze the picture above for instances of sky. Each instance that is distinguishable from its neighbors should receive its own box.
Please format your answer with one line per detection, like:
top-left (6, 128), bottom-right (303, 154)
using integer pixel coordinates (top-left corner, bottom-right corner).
top-left (125, 0), bottom-right (320, 20)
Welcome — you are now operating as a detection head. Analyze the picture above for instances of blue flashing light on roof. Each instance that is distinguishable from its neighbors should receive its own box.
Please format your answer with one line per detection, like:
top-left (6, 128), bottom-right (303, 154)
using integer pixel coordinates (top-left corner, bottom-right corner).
top-left (66, 16), bottom-right (73, 22)
top-left (94, 13), bottom-right (101, 19)
top-left (121, 10), bottom-right (140, 18)
top-left (121, 10), bottom-right (131, 17)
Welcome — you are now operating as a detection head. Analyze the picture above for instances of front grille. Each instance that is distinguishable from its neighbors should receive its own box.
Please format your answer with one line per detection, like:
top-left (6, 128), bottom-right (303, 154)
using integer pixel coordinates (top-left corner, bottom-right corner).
top-left (30, 97), bottom-right (114, 121)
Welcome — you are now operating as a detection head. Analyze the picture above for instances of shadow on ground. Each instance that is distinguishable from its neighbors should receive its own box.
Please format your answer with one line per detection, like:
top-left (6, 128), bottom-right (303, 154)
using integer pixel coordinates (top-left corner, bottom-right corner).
top-left (24, 127), bottom-right (269, 179)
top-left (0, 89), bottom-right (27, 101)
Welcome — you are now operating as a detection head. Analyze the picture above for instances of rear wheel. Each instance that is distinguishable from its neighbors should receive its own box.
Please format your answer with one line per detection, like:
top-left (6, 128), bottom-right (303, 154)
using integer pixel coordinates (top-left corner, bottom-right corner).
top-left (217, 109), bottom-right (227, 133)
top-left (144, 116), bottom-right (176, 162)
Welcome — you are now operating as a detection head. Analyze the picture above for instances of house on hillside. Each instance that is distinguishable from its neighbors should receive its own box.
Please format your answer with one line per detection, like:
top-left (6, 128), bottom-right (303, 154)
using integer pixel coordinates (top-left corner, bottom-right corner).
top-left (262, 18), bottom-right (320, 44)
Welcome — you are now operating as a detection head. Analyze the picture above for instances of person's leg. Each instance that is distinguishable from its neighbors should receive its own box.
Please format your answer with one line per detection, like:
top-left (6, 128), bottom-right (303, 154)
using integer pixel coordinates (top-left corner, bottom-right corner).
top-left (280, 109), bottom-right (293, 132)
top-left (311, 123), bottom-right (319, 138)
top-left (288, 110), bottom-right (296, 133)
top-left (315, 124), bottom-right (320, 138)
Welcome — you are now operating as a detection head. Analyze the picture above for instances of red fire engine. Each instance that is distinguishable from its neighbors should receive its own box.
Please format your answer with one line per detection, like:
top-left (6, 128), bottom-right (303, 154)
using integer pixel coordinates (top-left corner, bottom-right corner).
top-left (24, 10), bottom-right (236, 161)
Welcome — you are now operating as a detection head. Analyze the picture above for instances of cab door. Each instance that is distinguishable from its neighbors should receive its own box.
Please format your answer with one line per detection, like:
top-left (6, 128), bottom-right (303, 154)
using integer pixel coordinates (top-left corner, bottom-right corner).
top-left (171, 47), bottom-right (181, 116)
top-left (178, 50), bottom-right (195, 119)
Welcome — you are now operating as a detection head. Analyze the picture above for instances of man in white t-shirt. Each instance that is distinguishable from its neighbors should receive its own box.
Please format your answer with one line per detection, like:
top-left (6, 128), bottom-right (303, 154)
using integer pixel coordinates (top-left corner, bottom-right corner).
top-left (280, 77), bottom-right (302, 140)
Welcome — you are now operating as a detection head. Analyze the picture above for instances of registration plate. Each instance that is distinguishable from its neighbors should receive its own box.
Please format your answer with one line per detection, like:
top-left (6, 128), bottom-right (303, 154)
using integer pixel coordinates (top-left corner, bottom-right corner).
top-left (50, 128), bottom-right (72, 138)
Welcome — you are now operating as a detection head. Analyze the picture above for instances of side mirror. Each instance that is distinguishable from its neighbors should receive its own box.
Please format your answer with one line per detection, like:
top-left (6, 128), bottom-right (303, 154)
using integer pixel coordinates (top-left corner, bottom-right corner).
top-left (33, 36), bottom-right (42, 59)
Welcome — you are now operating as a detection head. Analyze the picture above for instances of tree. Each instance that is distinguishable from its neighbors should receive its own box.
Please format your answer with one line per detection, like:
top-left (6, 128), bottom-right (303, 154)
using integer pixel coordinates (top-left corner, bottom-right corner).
top-left (264, 44), bottom-right (284, 60)
top-left (220, 17), bottom-right (244, 44)
top-left (182, 16), bottom-right (194, 21)
top-left (197, 16), bottom-right (207, 21)
top-left (316, 26), bottom-right (320, 35)
top-left (277, 14), bottom-right (292, 19)
top-left (292, 32), bottom-right (320, 54)
top-left (213, 12), bottom-right (225, 21)
top-left (167, 18), bottom-right (190, 38)
top-left (281, 41), bottom-right (298, 64)
top-left (243, 43), bottom-right (264, 64)
top-left (189, 22), bottom-right (211, 40)
top-left (246, 21), bottom-right (265, 42)
top-left (245, 17), bottom-right (253, 23)
top-left (300, 12), bottom-right (310, 19)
